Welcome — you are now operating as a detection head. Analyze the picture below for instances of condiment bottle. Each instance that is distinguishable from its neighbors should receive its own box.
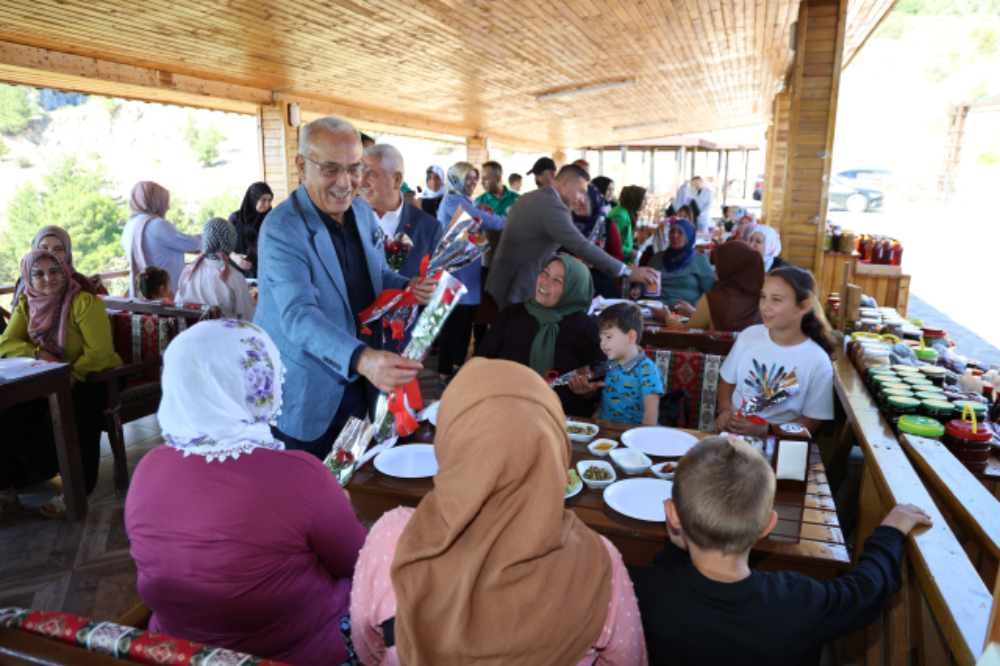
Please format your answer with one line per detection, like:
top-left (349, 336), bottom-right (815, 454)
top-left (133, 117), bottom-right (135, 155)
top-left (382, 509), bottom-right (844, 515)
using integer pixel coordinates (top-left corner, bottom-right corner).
top-left (890, 241), bottom-right (903, 266)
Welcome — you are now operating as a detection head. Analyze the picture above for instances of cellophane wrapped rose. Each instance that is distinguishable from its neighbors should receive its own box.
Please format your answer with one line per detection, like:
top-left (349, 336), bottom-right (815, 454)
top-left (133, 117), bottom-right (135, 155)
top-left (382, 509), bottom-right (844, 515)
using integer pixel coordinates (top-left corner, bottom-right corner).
top-left (372, 271), bottom-right (468, 443)
top-left (384, 233), bottom-right (414, 272)
top-left (323, 417), bottom-right (375, 487)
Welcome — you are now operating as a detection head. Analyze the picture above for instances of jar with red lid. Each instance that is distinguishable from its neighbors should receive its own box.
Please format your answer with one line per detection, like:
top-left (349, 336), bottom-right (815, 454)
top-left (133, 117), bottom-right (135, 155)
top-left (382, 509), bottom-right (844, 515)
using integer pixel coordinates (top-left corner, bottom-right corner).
top-left (943, 419), bottom-right (993, 473)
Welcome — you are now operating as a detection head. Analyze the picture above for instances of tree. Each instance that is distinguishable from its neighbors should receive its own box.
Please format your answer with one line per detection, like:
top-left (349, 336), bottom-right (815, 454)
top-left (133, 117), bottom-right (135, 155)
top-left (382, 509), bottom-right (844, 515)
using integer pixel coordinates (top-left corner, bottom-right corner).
top-left (0, 85), bottom-right (37, 135)
top-left (0, 138), bottom-right (9, 160)
top-left (0, 152), bottom-right (127, 284)
top-left (180, 112), bottom-right (227, 167)
top-left (172, 188), bottom-right (242, 234)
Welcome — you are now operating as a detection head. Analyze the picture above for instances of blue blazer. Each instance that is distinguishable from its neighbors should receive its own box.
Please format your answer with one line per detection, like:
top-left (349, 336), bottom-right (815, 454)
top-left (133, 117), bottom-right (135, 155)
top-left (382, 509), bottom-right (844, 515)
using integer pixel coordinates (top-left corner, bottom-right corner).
top-left (254, 186), bottom-right (409, 440)
top-left (396, 202), bottom-right (444, 280)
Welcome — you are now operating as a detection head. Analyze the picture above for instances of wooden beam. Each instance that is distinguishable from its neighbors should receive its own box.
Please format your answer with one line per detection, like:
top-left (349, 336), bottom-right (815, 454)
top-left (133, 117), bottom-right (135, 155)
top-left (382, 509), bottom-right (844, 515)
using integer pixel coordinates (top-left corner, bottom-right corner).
top-left (260, 103), bottom-right (299, 205)
top-left (0, 39), bottom-right (557, 154)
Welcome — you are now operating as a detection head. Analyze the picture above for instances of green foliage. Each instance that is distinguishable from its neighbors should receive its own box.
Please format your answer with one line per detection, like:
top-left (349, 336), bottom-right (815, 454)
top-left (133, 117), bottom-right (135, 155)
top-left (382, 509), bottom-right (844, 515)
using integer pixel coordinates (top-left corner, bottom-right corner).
top-left (0, 85), bottom-right (37, 135)
top-left (977, 149), bottom-right (1000, 164)
top-left (88, 95), bottom-right (119, 117)
top-left (180, 112), bottom-right (227, 167)
top-left (172, 188), bottom-right (242, 234)
top-left (0, 152), bottom-right (127, 285)
top-left (13, 155), bottom-right (30, 169)
top-left (971, 23), bottom-right (999, 56)
top-left (0, 138), bottom-right (9, 159)
top-left (971, 79), bottom-right (992, 99)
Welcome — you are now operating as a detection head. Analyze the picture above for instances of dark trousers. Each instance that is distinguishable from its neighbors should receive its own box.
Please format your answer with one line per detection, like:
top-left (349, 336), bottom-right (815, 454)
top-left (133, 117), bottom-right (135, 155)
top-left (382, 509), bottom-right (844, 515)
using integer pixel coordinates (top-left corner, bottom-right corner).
top-left (271, 391), bottom-right (367, 461)
top-left (0, 381), bottom-right (108, 494)
top-left (437, 304), bottom-right (478, 377)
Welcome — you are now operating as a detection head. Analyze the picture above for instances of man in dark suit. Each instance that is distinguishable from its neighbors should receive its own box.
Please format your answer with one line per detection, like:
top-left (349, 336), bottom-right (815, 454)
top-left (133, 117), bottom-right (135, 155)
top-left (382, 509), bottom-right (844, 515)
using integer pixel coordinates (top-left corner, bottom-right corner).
top-left (360, 143), bottom-right (445, 353)
top-left (486, 164), bottom-right (659, 308)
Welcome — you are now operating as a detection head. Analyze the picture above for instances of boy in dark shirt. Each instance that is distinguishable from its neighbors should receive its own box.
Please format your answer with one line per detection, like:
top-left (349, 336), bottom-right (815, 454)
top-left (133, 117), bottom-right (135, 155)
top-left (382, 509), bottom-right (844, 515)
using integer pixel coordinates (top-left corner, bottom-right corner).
top-left (630, 436), bottom-right (932, 666)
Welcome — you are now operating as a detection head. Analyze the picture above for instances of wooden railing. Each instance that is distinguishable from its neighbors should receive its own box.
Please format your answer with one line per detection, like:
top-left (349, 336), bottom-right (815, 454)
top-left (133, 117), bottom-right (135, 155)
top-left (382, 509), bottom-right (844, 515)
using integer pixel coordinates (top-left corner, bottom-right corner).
top-left (833, 356), bottom-right (996, 665)
top-left (0, 269), bottom-right (130, 296)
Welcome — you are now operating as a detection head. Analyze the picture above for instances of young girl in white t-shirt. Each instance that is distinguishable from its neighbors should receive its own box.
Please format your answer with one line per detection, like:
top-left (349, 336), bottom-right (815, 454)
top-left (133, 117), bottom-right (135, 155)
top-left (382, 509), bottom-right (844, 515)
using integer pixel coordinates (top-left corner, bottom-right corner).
top-left (716, 265), bottom-right (836, 438)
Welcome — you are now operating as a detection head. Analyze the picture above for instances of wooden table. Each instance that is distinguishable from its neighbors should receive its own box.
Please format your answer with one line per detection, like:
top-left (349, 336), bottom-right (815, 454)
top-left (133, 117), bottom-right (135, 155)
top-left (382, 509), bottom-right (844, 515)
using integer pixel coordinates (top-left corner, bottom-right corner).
top-left (348, 417), bottom-right (850, 579)
top-left (0, 364), bottom-right (87, 521)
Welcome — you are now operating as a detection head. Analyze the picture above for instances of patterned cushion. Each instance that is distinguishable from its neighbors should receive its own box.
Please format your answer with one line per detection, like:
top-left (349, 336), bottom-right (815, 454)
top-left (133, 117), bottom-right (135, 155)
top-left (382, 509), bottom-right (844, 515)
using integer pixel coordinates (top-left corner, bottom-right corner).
top-left (120, 382), bottom-right (161, 405)
top-left (107, 312), bottom-right (179, 380)
top-left (0, 608), bottom-right (294, 666)
top-left (654, 350), bottom-right (725, 431)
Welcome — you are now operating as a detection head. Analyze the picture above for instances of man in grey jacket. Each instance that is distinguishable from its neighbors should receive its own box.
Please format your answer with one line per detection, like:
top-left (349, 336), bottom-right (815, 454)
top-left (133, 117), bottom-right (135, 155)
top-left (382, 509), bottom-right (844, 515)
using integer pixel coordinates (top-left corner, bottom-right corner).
top-left (486, 164), bottom-right (658, 307)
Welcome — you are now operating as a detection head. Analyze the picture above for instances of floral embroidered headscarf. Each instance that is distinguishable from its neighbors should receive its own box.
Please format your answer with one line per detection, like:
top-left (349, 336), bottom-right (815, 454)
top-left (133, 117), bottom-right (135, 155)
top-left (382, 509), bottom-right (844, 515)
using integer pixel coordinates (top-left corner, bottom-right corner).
top-left (158, 319), bottom-right (285, 462)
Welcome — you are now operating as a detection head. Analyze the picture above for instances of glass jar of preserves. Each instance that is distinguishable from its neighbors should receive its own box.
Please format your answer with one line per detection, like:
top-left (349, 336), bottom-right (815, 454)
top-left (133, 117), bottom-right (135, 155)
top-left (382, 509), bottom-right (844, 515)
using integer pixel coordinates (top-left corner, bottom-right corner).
top-left (943, 419), bottom-right (993, 473)
top-left (867, 370), bottom-right (897, 393)
top-left (885, 396), bottom-right (921, 433)
top-left (862, 347), bottom-right (892, 371)
top-left (891, 365), bottom-right (920, 374)
top-left (915, 348), bottom-right (940, 363)
top-left (880, 388), bottom-right (914, 411)
top-left (952, 401), bottom-right (987, 423)
top-left (858, 318), bottom-right (882, 333)
top-left (920, 399), bottom-right (954, 422)
top-left (918, 366), bottom-right (947, 387)
top-left (902, 377), bottom-right (934, 391)
top-left (914, 390), bottom-right (945, 403)
top-left (873, 378), bottom-right (908, 399)
top-left (898, 415), bottom-right (944, 440)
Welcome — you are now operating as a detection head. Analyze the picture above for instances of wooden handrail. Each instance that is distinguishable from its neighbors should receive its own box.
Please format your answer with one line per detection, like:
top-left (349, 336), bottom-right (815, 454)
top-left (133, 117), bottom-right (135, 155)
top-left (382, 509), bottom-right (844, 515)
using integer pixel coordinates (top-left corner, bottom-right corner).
top-left (900, 434), bottom-right (1000, 564)
top-left (0, 270), bottom-right (130, 296)
top-left (833, 356), bottom-right (992, 665)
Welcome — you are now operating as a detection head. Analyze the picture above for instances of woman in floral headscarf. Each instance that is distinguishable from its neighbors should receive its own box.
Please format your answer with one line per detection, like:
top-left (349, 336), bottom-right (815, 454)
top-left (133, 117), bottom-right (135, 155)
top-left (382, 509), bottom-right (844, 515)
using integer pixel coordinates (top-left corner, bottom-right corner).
top-left (0, 249), bottom-right (122, 520)
top-left (126, 320), bottom-right (367, 666)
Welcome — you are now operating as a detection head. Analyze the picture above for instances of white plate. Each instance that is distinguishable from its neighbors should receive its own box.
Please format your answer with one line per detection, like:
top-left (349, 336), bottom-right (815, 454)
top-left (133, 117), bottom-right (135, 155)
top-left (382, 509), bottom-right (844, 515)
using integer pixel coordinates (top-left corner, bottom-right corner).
top-left (603, 478), bottom-right (674, 522)
top-left (565, 476), bottom-right (583, 499)
top-left (589, 298), bottom-right (652, 319)
top-left (621, 427), bottom-right (699, 457)
top-left (417, 401), bottom-right (440, 426)
top-left (373, 444), bottom-right (438, 479)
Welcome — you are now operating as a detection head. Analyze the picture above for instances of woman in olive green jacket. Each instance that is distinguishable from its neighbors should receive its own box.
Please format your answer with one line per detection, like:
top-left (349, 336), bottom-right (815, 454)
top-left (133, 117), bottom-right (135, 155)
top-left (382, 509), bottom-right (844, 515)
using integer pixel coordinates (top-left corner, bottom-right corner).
top-left (0, 250), bottom-right (122, 520)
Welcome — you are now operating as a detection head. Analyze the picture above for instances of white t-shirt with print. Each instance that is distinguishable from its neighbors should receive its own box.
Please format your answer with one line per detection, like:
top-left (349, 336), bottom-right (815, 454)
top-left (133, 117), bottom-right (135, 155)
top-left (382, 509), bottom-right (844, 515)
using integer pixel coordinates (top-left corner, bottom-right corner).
top-left (720, 324), bottom-right (834, 424)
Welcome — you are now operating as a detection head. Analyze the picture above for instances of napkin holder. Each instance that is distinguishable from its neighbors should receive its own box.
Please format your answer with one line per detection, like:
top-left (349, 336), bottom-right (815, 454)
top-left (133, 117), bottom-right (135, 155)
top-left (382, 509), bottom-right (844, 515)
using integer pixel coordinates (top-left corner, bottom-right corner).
top-left (772, 438), bottom-right (809, 492)
top-left (770, 422), bottom-right (812, 442)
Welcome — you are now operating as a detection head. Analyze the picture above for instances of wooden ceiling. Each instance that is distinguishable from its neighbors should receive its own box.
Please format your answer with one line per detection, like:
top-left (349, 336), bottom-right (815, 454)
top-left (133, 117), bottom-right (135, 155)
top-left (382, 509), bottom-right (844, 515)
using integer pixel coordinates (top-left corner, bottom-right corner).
top-left (0, 0), bottom-right (896, 151)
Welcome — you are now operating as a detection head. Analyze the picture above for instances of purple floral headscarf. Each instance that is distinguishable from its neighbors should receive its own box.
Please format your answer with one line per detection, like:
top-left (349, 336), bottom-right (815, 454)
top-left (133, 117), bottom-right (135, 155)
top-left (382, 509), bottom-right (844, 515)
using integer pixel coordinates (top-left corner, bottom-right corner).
top-left (158, 319), bottom-right (285, 462)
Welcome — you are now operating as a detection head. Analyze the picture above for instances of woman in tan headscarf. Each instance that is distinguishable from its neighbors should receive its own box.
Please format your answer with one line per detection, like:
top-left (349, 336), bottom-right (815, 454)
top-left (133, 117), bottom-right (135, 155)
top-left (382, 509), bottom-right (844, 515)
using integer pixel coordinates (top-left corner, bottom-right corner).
top-left (120, 181), bottom-right (201, 297)
top-left (350, 358), bottom-right (647, 666)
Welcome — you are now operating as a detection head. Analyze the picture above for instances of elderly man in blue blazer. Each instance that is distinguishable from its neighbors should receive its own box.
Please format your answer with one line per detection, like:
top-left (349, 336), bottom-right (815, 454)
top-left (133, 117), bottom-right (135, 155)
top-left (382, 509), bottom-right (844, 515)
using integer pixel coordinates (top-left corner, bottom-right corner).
top-left (359, 143), bottom-right (444, 355)
top-left (254, 116), bottom-right (437, 458)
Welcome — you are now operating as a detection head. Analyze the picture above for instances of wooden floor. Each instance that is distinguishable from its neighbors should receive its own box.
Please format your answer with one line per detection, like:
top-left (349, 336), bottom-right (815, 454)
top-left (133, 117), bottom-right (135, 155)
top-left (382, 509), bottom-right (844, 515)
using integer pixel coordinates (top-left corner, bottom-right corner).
top-left (0, 361), bottom-right (446, 621)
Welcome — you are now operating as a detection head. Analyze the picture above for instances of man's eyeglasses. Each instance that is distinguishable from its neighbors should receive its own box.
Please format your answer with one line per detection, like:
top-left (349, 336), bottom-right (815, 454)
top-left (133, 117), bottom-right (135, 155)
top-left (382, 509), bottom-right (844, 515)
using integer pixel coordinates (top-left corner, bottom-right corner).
top-left (302, 155), bottom-right (365, 179)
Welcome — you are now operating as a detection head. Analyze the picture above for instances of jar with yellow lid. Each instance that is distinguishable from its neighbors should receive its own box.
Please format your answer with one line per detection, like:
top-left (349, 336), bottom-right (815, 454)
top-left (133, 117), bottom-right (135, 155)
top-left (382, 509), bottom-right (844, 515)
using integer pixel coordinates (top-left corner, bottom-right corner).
top-left (880, 388), bottom-right (915, 410)
top-left (886, 396), bottom-right (922, 433)
top-left (953, 401), bottom-right (987, 423)
top-left (898, 415), bottom-right (945, 441)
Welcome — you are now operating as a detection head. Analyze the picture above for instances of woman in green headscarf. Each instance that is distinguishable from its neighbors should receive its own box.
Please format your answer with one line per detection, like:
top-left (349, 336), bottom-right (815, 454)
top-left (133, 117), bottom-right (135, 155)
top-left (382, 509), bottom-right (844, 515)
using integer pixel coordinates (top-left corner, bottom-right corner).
top-left (606, 185), bottom-right (648, 261)
top-left (476, 255), bottom-right (606, 417)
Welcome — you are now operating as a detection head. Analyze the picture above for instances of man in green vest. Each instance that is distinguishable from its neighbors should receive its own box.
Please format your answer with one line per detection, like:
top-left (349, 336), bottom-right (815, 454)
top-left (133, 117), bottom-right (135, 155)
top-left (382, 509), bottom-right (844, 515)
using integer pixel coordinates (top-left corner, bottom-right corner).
top-left (475, 161), bottom-right (520, 217)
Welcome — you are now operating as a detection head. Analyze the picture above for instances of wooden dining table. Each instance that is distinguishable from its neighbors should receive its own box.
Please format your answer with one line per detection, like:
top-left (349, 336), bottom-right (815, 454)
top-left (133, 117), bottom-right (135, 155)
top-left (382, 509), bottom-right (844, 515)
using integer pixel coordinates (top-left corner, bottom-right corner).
top-left (347, 417), bottom-right (850, 579)
top-left (0, 363), bottom-right (87, 521)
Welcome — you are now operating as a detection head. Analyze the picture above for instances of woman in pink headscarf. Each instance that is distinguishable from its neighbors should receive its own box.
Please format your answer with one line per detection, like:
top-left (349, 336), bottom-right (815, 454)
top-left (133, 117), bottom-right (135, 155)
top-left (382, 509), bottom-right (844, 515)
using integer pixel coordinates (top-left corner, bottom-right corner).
top-left (0, 250), bottom-right (123, 520)
top-left (120, 181), bottom-right (202, 298)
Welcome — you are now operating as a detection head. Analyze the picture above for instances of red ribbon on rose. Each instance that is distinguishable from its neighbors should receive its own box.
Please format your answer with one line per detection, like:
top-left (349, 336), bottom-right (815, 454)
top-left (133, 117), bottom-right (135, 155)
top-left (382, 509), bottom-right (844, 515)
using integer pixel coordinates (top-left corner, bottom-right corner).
top-left (358, 254), bottom-right (444, 325)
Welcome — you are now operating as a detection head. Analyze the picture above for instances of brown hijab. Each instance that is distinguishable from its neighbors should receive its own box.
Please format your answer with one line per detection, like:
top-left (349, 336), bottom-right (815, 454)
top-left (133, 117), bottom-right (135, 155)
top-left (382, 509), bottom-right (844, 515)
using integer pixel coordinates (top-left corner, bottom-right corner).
top-left (706, 241), bottom-right (765, 332)
top-left (391, 358), bottom-right (612, 666)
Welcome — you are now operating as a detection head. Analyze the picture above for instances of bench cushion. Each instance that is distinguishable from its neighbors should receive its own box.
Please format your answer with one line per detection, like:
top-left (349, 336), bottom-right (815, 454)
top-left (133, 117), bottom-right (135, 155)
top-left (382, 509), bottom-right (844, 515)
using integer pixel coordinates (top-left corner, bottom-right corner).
top-left (652, 349), bottom-right (725, 431)
top-left (0, 608), bottom-right (293, 666)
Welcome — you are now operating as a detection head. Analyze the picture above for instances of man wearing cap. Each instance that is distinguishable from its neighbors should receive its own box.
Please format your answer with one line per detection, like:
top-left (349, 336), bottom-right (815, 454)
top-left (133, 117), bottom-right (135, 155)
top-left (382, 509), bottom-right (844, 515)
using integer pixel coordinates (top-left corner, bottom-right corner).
top-left (527, 157), bottom-right (558, 189)
top-left (486, 164), bottom-right (658, 308)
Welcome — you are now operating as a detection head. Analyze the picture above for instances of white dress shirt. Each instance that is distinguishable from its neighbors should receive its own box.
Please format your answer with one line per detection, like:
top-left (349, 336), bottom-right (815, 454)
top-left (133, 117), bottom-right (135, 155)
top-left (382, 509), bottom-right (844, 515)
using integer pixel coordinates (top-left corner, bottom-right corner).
top-left (377, 195), bottom-right (406, 239)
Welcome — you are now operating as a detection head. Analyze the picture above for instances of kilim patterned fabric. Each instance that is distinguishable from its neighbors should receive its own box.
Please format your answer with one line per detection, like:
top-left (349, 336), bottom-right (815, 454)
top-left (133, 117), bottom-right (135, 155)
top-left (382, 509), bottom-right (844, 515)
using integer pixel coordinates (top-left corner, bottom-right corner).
top-left (654, 350), bottom-right (725, 431)
top-left (0, 608), bottom-right (294, 666)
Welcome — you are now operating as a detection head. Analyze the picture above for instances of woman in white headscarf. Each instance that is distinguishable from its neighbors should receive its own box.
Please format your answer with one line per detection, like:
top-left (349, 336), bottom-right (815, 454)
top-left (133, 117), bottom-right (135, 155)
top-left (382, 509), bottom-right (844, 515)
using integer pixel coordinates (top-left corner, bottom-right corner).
top-left (176, 217), bottom-right (256, 320)
top-left (746, 224), bottom-right (791, 272)
top-left (125, 319), bottom-right (367, 666)
top-left (120, 181), bottom-right (202, 297)
top-left (421, 165), bottom-right (445, 218)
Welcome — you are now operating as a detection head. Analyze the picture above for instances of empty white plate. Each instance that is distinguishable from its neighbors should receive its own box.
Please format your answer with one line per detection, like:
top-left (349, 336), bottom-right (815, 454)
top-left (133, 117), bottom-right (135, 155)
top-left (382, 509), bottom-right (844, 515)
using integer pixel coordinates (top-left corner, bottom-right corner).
top-left (603, 478), bottom-right (674, 522)
top-left (621, 427), bottom-right (699, 457)
top-left (374, 444), bottom-right (439, 479)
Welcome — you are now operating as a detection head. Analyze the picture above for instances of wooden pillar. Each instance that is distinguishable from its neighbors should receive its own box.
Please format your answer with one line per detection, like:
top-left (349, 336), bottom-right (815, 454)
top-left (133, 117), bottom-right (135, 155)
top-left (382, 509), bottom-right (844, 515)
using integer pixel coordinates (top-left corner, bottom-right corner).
top-left (722, 150), bottom-right (730, 206)
top-left (780, 0), bottom-right (849, 273)
top-left (650, 148), bottom-right (656, 194)
top-left (676, 147), bottom-right (686, 193)
top-left (466, 136), bottom-right (488, 197)
top-left (598, 149), bottom-right (604, 176)
top-left (764, 93), bottom-right (792, 226)
top-left (260, 102), bottom-right (300, 205)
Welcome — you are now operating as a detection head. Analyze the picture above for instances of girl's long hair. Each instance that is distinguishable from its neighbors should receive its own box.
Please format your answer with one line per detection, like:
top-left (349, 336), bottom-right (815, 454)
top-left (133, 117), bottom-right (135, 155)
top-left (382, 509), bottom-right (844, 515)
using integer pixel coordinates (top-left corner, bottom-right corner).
top-left (135, 266), bottom-right (170, 300)
top-left (767, 265), bottom-right (836, 356)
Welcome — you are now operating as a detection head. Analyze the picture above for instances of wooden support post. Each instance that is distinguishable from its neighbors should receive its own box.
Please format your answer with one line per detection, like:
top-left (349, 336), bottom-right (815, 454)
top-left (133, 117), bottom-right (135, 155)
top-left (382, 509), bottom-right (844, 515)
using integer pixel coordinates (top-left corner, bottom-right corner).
top-left (722, 150), bottom-right (730, 207)
top-left (764, 93), bottom-right (792, 228)
top-left (676, 148), bottom-right (686, 193)
top-left (260, 102), bottom-right (300, 205)
top-left (467, 136), bottom-right (488, 197)
top-left (743, 149), bottom-right (750, 199)
top-left (650, 148), bottom-right (656, 193)
top-left (780, 0), bottom-right (849, 275)
top-left (598, 150), bottom-right (604, 176)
